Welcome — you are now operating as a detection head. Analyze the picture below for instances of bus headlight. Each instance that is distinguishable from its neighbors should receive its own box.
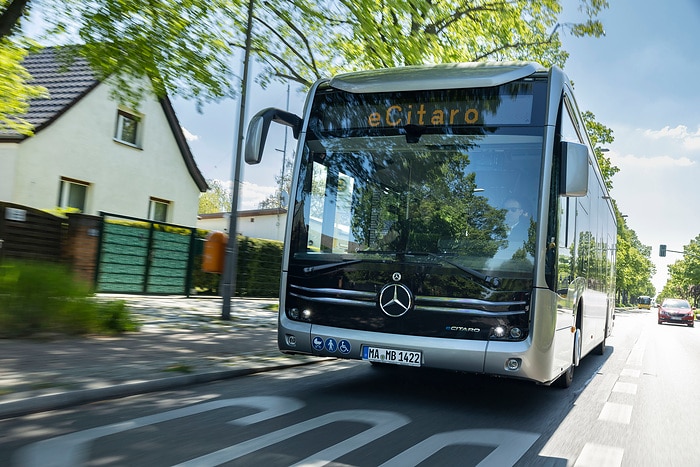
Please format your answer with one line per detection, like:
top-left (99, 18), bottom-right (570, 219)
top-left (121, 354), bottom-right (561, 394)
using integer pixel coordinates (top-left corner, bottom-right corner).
top-left (509, 327), bottom-right (523, 339)
top-left (287, 307), bottom-right (312, 321)
top-left (288, 308), bottom-right (300, 320)
top-left (492, 326), bottom-right (506, 338)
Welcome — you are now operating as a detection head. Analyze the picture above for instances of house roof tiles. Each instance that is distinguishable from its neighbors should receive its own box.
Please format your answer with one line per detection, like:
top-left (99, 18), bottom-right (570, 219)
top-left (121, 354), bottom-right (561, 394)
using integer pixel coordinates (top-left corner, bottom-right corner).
top-left (8, 47), bottom-right (98, 134)
top-left (2, 47), bottom-right (208, 192)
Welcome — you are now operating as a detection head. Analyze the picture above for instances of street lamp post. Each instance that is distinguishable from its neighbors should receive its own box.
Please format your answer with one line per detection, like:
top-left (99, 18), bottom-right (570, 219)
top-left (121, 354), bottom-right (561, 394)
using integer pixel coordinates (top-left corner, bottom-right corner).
top-left (221, 0), bottom-right (255, 320)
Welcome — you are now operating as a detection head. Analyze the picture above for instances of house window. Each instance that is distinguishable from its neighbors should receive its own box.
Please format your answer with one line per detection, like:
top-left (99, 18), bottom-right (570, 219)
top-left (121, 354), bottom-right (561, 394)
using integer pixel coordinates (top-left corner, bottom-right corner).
top-left (149, 197), bottom-right (170, 222)
top-left (115, 109), bottom-right (141, 147)
top-left (58, 177), bottom-right (89, 212)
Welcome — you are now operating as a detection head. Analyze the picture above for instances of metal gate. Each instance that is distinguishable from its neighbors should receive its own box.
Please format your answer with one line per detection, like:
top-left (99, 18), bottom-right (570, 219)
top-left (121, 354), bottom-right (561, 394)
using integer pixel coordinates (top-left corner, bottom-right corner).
top-left (95, 212), bottom-right (197, 295)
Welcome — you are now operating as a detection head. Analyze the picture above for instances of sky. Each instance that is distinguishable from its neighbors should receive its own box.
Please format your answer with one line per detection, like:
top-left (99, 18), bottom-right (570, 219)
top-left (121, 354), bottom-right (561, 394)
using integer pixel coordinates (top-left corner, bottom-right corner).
top-left (172, 0), bottom-right (700, 294)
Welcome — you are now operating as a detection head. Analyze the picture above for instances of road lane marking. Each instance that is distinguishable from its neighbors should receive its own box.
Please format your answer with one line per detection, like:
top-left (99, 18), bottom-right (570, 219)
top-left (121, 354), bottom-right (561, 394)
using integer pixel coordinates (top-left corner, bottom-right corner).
top-left (625, 327), bottom-right (648, 367)
top-left (598, 402), bottom-right (632, 424)
top-left (14, 396), bottom-right (304, 467)
top-left (175, 410), bottom-right (410, 467)
top-left (620, 368), bottom-right (640, 378)
top-left (612, 381), bottom-right (637, 395)
top-left (574, 443), bottom-right (623, 466)
top-left (379, 429), bottom-right (540, 467)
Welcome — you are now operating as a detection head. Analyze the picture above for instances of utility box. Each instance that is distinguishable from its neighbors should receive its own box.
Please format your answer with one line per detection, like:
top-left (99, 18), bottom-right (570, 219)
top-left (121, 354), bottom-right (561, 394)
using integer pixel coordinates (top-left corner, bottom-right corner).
top-left (202, 231), bottom-right (228, 273)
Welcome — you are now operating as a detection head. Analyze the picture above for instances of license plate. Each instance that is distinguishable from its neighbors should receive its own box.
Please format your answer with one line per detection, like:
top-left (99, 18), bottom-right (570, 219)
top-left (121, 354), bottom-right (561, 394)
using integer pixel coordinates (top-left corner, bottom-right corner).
top-left (362, 346), bottom-right (422, 367)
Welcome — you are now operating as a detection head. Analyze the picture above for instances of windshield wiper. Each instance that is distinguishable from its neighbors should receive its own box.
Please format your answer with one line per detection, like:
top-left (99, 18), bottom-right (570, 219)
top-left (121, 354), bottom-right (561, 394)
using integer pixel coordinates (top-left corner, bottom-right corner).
top-left (303, 250), bottom-right (401, 274)
top-left (407, 251), bottom-right (502, 289)
top-left (303, 259), bottom-right (363, 274)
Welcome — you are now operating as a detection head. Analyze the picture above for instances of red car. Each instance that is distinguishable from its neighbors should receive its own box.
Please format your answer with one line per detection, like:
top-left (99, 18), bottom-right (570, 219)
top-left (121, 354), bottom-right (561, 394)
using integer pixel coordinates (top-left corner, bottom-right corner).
top-left (658, 298), bottom-right (695, 327)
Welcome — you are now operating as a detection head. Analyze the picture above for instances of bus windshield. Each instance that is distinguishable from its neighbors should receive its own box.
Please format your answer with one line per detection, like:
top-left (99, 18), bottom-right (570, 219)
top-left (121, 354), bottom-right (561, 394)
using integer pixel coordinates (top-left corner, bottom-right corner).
top-left (290, 82), bottom-right (545, 280)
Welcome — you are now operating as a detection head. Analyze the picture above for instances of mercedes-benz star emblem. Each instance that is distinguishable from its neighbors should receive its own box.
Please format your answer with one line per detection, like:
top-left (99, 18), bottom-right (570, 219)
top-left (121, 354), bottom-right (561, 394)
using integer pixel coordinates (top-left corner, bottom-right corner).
top-left (378, 283), bottom-right (413, 317)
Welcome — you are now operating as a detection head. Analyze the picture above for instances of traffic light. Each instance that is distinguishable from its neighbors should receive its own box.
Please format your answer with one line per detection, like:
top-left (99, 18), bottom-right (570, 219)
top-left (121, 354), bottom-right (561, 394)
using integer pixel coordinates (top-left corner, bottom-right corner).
top-left (659, 244), bottom-right (667, 257)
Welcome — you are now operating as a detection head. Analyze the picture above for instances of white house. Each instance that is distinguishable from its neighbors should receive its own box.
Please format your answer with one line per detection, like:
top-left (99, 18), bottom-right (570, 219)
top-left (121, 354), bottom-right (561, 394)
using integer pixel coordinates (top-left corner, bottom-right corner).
top-left (0, 47), bottom-right (208, 226)
top-left (198, 208), bottom-right (287, 242)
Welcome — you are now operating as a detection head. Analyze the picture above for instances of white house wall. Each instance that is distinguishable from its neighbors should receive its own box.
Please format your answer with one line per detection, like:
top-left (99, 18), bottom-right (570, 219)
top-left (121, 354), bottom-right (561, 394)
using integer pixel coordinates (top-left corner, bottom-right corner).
top-left (10, 82), bottom-right (201, 226)
top-left (0, 143), bottom-right (19, 201)
top-left (197, 212), bottom-right (286, 242)
top-left (238, 214), bottom-right (286, 241)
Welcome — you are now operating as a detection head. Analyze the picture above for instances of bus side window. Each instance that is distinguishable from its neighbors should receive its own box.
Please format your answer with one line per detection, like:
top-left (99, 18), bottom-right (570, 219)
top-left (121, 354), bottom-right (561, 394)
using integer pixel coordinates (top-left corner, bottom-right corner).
top-left (552, 96), bottom-right (583, 294)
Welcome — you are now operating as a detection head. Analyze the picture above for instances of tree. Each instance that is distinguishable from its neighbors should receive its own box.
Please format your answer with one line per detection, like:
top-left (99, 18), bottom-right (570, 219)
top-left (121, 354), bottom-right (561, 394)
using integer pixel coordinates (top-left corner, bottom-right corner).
top-left (1, 0), bottom-right (243, 133)
top-left (258, 156), bottom-right (293, 209)
top-left (198, 179), bottom-right (232, 214)
top-left (658, 234), bottom-right (700, 305)
top-left (582, 110), bottom-right (618, 190)
top-left (614, 207), bottom-right (656, 305)
top-left (250, 0), bottom-right (607, 89)
top-left (2, 0), bottom-right (609, 132)
top-left (0, 37), bottom-right (47, 134)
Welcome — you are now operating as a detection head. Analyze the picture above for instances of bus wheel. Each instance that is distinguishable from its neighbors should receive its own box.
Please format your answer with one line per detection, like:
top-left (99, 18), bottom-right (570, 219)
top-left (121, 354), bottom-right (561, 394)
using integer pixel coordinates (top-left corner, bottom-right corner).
top-left (555, 327), bottom-right (580, 388)
top-left (554, 361), bottom-right (574, 388)
top-left (594, 316), bottom-right (609, 355)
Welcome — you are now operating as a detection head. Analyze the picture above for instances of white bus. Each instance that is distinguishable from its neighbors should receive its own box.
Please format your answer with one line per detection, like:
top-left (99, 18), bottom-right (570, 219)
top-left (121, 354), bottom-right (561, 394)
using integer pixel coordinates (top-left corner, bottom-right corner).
top-left (245, 62), bottom-right (616, 387)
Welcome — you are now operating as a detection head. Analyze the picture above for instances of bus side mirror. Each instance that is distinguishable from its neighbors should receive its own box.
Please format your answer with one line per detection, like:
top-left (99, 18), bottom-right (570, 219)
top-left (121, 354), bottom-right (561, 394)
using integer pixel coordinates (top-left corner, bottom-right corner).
top-left (560, 141), bottom-right (589, 197)
top-left (245, 108), bottom-right (302, 165)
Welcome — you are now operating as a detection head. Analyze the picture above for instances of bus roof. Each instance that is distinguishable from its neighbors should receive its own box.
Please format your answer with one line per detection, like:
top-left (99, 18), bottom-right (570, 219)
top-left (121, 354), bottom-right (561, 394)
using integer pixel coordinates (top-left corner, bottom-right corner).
top-left (329, 61), bottom-right (546, 93)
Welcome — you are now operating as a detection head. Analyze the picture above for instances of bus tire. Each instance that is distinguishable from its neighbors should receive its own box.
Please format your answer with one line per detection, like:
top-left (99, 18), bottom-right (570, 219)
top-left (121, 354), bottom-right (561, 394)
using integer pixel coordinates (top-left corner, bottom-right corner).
top-left (594, 315), bottom-right (609, 355)
top-left (555, 324), bottom-right (581, 388)
top-left (554, 363), bottom-right (574, 388)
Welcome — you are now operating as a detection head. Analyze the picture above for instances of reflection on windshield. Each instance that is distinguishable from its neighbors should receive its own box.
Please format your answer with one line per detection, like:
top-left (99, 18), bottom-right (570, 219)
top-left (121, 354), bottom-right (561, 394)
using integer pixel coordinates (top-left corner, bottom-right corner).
top-left (292, 130), bottom-right (542, 278)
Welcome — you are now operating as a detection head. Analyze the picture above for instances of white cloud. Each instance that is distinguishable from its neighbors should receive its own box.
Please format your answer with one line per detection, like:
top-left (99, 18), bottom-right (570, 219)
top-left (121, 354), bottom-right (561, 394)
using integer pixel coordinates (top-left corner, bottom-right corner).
top-left (238, 181), bottom-right (276, 210)
top-left (611, 152), bottom-right (695, 169)
top-left (684, 136), bottom-right (700, 151)
top-left (642, 125), bottom-right (700, 152)
top-left (643, 125), bottom-right (693, 139)
top-left (181, 126), bottom-right (199, 142)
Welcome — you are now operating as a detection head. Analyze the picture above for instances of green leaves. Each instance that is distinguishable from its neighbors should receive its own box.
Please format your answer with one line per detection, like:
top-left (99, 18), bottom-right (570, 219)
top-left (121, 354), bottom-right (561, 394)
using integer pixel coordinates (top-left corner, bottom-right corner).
top-left (659, 236), bottom-right (700, 304)
top-left (2, 0), bottom-right (609, 133)
top-left (0, 38), bottom-right (46, 135)
top-left (198, 179), bottom-right (232, 214)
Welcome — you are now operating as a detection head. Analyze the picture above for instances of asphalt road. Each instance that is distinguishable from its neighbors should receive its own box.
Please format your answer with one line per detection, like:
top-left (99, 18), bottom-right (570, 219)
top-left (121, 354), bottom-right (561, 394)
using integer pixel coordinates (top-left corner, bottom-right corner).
top-left (2, 309), bottom-right (698, 467)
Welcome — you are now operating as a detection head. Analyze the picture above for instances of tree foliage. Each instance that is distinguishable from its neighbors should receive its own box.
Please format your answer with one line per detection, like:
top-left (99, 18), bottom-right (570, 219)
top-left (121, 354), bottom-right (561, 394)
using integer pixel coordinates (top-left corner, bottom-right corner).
top-left (198, 179), bottom-right (232, 214)
top-left (0, 37), bottom-right (46, 134)
top-left (2, 0), bottom-right (610, 132)
top-left (251, 0), bottom-right (608, 89)
top-left (258, 156), bottom-right (293, 209)
top-left (614, 207), bottom-right (655, 304)
top-left (1, 0), bottom-right (242, 132)
top-left (658, 235), bottom-right (700, 305)
top-left (582, 110), bottom-right (618, 190)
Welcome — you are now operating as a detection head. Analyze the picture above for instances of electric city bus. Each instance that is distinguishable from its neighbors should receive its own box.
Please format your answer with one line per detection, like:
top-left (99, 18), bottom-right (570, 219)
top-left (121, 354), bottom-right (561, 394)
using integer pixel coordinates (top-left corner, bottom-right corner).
top-left (245, 62), bottom-right (616, 387)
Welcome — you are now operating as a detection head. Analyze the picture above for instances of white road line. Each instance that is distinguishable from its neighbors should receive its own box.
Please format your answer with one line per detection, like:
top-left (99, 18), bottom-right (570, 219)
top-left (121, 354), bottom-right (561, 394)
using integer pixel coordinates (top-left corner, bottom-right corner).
top-left (625, 348), bottom-right (644, 366)
top-left (598, 402), bottom-right (633, 424)
top-left (176, 410), bottom-right (410, 467)
top-left (14, 396), bottom-right (305, 467)
top-left (612, 381), bottom-right (637, 395)
top-left (620, 368), bottom-right (640, 378)
top-left (574, 442), bottom-right (624, 467)
top-left (379, 429), bottom-right (540, 467)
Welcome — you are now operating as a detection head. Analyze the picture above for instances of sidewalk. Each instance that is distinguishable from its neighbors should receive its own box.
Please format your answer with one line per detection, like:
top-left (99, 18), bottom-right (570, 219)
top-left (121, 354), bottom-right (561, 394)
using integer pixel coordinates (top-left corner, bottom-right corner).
top-left (0, 295), bottom-right (318, 419)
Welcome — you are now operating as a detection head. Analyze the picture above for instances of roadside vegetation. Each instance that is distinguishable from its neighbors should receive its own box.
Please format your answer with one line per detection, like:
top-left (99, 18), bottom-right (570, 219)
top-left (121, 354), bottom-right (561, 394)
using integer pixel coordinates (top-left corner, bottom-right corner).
top-left (657, 235), bottom-right (700, 305)
top-left (0, 260), bottom-right (140, 338)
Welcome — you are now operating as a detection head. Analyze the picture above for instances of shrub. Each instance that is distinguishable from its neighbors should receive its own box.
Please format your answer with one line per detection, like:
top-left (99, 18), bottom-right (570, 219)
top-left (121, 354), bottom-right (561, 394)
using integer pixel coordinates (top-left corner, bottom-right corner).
top-left (0, 260), bottom-right (139, 338)
top-left (191, 234), bottom-right (283, 297)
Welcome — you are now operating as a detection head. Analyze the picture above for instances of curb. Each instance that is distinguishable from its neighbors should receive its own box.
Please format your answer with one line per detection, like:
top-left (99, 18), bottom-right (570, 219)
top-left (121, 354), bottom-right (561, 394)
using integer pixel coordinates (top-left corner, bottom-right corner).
top-left (0, 359), bottom-right (321, 420)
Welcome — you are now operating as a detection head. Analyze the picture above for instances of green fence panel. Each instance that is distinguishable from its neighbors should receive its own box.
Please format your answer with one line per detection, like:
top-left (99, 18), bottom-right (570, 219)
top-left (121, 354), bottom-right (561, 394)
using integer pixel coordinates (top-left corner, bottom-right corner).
top-left (96, 214), bottom-right (196, 295)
